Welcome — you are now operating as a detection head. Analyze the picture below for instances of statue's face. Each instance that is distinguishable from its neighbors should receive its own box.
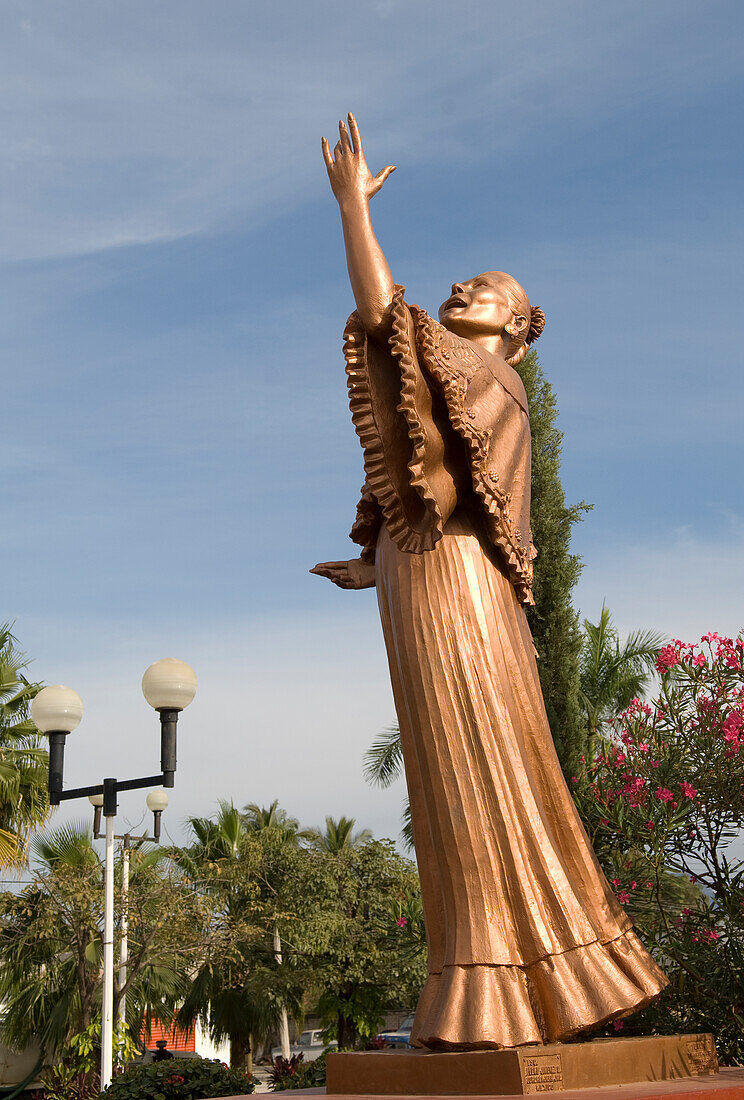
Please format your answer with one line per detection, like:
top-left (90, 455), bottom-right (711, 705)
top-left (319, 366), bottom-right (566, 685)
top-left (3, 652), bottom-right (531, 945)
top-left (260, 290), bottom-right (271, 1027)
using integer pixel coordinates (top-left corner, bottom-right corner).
top-left (438, 274), bottom-right (514, 337)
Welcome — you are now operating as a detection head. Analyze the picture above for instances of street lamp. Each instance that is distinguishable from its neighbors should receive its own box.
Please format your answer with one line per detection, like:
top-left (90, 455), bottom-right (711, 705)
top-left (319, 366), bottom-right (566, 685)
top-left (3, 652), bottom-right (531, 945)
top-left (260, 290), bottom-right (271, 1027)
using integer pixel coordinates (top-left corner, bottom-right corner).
top-left (32, 659), bottom-right (196, 1090)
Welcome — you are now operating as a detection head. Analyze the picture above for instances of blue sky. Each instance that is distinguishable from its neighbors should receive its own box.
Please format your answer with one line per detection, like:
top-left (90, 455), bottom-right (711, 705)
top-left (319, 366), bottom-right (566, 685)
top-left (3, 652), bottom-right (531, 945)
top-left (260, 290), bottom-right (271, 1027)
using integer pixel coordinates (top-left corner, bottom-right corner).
top-left (2, 0), bottom-right (743, 847)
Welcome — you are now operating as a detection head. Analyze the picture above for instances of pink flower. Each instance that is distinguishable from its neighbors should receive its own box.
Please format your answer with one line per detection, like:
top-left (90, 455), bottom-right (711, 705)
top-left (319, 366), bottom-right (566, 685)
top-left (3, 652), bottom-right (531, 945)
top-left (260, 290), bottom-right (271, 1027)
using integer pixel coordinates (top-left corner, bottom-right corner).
top-left (691, 654), bottom-right (706, 668)
top-left (396, 917), bottom-right (408, 928)
top-left (613, 1020), bottom-right (625, 1031)
top-left (630, 881), bottom-right (637, 890)
top-left (617, 891), bottom-right (630, 904)
top-left (620, 775), bottom-right (647, 807)
top-left (611, 878), bottom-right (621, 887)
top-left (655, 787), bottom-right (674, 803)
top-left (680, 782), bottom-right (697, 799)
top-left (723, 711), bottom-right (743, 745)
top-left (656, 645), bottom-right (680, 673)
top-left (645, 881), bottom-right (653, 888)
top-left (645, 821), bottom-right (655, 830)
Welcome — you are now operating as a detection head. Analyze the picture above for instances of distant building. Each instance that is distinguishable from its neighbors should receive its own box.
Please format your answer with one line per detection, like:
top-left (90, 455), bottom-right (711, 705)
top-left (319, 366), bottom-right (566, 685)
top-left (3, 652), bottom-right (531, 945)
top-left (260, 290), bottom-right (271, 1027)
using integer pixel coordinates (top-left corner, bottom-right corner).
top-left (141, 1018), bottom-right (230, 1062)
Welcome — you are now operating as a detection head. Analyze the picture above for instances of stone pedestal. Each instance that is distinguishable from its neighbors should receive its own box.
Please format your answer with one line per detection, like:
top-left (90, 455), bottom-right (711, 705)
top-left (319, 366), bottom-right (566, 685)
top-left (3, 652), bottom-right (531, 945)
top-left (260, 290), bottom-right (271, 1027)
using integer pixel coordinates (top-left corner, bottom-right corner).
top-left (326, 1034), bottom-right (719, 1096)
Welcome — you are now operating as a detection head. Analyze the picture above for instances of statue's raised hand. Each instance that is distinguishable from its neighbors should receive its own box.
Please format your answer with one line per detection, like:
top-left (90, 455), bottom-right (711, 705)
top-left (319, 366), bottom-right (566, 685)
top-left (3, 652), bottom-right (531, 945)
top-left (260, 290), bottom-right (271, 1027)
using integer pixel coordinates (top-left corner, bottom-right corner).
top-left (310, 558), bottom-right (376, 590)
top-left (322, 113), bottom-right (395, 206)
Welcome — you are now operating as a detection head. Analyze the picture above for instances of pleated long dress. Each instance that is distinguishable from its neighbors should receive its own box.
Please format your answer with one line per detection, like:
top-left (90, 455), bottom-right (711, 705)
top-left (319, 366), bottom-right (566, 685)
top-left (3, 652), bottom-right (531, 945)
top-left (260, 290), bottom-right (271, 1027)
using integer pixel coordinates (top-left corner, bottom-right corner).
top-left (343, 288), bottom-right (666, 1049)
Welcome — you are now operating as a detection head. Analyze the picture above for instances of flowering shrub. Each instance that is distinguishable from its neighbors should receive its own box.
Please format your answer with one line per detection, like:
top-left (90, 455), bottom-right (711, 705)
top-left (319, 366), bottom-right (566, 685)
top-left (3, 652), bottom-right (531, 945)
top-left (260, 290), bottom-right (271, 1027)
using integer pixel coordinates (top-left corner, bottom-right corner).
top-left (574, 633), bottom-right (744, 1064)
top-left (99, 1057), bottom-right (255, 1098)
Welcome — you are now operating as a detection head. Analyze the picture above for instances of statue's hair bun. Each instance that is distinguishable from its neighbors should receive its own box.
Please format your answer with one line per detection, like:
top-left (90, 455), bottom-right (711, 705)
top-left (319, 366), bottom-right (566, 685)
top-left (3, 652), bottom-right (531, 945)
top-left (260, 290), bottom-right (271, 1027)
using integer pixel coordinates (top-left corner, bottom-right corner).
top-left (526, 306), bottom-right (545, 346)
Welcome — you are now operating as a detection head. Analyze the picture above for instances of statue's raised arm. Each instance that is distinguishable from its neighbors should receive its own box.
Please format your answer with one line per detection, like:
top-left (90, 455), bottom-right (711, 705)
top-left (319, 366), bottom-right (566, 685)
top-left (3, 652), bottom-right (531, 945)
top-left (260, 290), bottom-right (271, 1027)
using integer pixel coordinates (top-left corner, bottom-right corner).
top-left (322, 113), bottom-right (396, 338)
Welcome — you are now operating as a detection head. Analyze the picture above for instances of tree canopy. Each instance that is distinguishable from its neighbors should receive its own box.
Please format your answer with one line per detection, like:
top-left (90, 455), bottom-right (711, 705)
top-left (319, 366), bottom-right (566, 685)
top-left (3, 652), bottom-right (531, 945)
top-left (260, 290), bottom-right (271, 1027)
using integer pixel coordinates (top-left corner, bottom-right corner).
top-left (0, 623), bottom-right (49, 868)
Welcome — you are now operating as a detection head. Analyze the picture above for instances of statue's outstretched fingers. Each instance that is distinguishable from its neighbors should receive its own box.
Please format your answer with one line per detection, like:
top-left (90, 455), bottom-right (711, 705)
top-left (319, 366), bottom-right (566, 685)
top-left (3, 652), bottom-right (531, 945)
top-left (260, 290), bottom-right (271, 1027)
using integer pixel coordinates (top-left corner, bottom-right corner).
top-left (348, 113), bottom-right (362, 153)
top-left (339, 120), bottom-right (353, 152)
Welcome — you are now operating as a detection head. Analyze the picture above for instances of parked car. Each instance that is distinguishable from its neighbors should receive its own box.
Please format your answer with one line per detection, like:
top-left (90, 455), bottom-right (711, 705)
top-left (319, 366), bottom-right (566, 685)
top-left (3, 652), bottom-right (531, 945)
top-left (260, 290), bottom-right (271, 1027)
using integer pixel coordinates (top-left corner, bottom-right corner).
top-left (377, 1013), bottom-right (415, 1048)
top-left (271, 1029), bottom-right (337, 1062)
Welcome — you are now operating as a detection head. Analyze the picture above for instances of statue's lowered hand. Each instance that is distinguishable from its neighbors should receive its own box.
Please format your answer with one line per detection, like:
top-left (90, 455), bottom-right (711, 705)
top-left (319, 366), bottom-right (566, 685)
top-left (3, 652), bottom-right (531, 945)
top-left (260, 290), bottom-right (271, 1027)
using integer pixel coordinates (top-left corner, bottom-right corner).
top-left (321, 112), bottom-right (395, 206)
top-left (310, 559), bottom-right (376, 590)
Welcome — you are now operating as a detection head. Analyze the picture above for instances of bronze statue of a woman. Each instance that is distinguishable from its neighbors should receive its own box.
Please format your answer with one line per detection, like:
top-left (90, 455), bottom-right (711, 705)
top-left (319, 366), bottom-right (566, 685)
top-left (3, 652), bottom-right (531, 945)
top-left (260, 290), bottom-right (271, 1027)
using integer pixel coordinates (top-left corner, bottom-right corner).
top-left (312, 114), bottom-right (666, 1050)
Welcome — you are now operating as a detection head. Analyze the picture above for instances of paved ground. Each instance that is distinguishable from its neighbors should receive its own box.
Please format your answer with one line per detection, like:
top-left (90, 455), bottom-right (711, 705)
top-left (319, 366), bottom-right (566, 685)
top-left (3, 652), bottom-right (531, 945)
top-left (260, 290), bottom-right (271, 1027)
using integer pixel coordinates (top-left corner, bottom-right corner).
top-left (253, 1065), bottom-right (272, 1093)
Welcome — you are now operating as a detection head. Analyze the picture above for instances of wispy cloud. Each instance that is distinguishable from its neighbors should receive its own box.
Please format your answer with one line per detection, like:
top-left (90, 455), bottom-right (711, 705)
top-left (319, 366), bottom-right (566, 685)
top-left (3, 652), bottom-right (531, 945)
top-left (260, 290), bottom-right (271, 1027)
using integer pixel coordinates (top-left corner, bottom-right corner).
top-left (1, 0), bottom-right (740, 261)
top-left (576, 511), bottom-right (744, 640)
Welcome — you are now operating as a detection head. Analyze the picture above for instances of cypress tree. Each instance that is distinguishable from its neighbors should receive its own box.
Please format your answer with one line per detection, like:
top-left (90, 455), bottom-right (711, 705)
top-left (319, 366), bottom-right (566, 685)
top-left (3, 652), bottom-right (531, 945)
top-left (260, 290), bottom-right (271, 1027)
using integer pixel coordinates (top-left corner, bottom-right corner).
top-left (515, 349), bottom-right (589, 778)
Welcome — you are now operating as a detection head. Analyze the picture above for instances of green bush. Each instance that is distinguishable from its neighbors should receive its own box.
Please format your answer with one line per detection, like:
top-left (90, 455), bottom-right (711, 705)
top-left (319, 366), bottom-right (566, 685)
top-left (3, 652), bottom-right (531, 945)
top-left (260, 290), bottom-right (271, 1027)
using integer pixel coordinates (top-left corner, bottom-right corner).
top-left (270, 1050), bottom-right (328, 1091)
top-left (99, 1057), bottom-right (254, 1099)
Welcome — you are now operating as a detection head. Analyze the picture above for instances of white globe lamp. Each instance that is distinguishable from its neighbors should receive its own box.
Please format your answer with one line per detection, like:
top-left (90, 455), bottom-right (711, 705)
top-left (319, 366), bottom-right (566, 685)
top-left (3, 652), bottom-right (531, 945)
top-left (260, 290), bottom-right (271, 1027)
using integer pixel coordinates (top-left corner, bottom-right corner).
top-left (141, 659), bottom-right (197, 712)
top-left (31, 685), bottom-right (84, 733)
top-left (146, 789), bottom-right (169, 812)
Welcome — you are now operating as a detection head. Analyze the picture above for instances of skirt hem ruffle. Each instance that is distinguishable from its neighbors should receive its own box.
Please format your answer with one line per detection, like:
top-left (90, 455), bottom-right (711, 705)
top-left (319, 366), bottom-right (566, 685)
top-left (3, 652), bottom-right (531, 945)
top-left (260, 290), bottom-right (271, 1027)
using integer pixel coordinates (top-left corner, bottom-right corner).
top-left (411, 929), bottom-right (667, 1049)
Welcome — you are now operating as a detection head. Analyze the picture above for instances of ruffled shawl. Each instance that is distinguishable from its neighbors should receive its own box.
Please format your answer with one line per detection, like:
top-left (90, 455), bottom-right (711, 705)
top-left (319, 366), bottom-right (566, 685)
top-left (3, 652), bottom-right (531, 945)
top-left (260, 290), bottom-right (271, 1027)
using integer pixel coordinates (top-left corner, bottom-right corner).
top-left (345, 286), bottom-right (536, 605)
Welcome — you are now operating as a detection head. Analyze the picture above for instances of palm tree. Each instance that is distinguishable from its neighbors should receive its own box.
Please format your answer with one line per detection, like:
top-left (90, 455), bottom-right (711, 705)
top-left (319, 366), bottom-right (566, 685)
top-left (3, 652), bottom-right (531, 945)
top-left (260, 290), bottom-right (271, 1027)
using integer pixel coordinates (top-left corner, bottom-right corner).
top-left (0, 821), bottom-right (102, 1057)
top-left (241, 799), bottom-right (304, 1060)
top-left (579, 606), bottom-right (664, 746)
top-left (0, 624), bottom-right (49, 868)
top-left (306, 815), bottom-right (372, 854)
top-left (176, 802), bottom-right (291, 1071)
top-left (179, 800), bottom-right (245, 867)
top-left (242, 798), bottom-right (305, 843)
top-left (0, 821), bottom-right (194, 1058)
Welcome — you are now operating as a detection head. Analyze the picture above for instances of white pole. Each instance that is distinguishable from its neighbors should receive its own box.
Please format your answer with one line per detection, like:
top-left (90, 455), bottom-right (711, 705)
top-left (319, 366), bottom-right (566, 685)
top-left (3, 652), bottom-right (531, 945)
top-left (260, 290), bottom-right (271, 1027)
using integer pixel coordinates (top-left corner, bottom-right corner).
top-left (118, 840), bottom-right (130, 1026)
top-left (101, 813), bottom-right (115, 1089)
top-left (273, 925), bottom-right (291, 1059)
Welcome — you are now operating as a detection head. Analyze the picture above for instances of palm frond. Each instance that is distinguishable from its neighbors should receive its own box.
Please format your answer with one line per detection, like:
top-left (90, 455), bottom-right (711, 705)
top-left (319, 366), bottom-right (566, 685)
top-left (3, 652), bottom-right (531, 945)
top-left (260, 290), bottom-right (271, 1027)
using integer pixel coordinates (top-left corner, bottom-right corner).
top-left (363, 726), bottom-right (404, 788)
top-left (31, 820), bottom-right (98, 871)
top-left (306, 815), bottom-right (372, 852)
top-left (400, 798), bottom-right (414, 852)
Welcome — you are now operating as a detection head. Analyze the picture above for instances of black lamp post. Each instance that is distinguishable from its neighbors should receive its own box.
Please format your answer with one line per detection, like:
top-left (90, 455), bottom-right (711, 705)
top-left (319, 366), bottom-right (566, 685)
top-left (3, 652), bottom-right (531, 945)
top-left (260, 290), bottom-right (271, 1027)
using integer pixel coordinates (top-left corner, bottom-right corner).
top-left (31, 658), bottom-right (197, 1089)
